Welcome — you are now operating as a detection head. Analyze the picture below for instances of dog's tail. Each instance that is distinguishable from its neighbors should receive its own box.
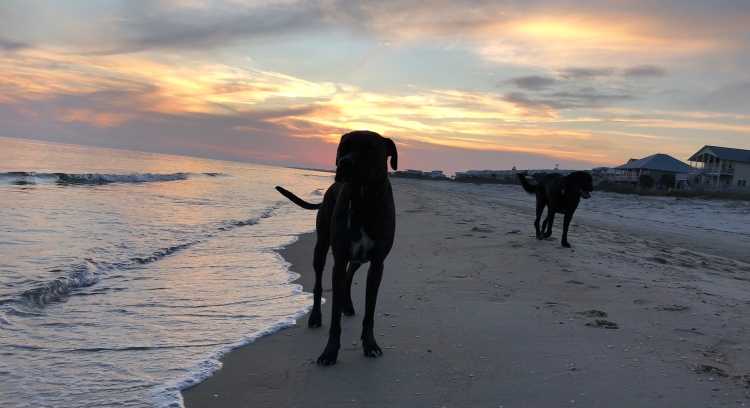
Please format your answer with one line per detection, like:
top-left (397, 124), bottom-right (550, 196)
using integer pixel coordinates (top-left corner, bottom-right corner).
top-left (517, 173), bottom-right (537, 194)
top-left (275, 186), bottom-right (321, 210)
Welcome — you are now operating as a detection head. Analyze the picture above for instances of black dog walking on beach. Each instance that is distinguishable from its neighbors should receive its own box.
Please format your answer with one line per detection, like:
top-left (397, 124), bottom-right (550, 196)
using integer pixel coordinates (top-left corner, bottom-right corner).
top-left (275, 130), bottom-right (398, 366)
top-left (517, 171), bottom-right (593, 248)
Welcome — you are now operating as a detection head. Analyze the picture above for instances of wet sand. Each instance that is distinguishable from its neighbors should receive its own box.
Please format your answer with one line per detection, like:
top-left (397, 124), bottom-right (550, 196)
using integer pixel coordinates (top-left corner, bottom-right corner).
top-left (183, 181), bottom-right (750, 407)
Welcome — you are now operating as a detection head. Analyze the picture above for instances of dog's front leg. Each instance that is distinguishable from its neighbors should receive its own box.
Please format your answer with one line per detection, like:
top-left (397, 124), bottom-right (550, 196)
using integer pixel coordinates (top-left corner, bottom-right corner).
top-left (317, 259), bottom-right (347, 366)
top-left (343, 262), bottom-right (362, 316)
top-left (361, 261), bottom-right (384, 357)
top-left (561, 213), bottom-right (574, 248)
top-left (309, 239), bottom-right (329, 328)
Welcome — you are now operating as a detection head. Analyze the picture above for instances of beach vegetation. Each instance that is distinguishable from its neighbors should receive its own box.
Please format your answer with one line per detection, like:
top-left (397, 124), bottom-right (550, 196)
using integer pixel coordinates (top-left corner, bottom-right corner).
top-left (659, 173), bottom-right (676, 189)
top-left (596, 184), bottom-right (750, 201)
top-left (638, 174), bottom-right (655, 189)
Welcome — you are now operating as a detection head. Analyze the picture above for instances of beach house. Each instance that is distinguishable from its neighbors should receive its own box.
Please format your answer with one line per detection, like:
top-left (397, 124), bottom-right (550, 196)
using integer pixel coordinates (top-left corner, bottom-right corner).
top-left (614, 153), bottom-right (690, 189)
top-left (454, 166), bottom-right (579, 180)
top-left (684, 146), bottom-right (750, 191)
top-left (591, 167), bottom-right (616, 184)
top-left (426, 170), bottom-right (447, 179)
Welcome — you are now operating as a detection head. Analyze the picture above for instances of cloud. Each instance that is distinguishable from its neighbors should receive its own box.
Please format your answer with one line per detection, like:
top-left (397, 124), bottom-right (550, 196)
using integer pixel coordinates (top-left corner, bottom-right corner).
top-left (4, 0), bottom-right (742, 64)
top-left (0, 38), bottom-right (28, 51)
top-left (504, 75), bottom-right (557, 90)
top-left (623, 65), bottom-right (666, 78)
top-left (94, 0), bottom-right (329, 54)
top-left (2, 0), bottom-right (750, 172)
top-left (557, 67), bottom-right (615, 81)
top-left (6, 42), bottom-right (742, 172)
top-left (502, 87), bottom-right (633, 115)
top-left (691, 81), bottom-right (750, 112)
top-left (549, 87), bottom-right (633, 106)
top-left (500, 92), bottom-right (561, 117)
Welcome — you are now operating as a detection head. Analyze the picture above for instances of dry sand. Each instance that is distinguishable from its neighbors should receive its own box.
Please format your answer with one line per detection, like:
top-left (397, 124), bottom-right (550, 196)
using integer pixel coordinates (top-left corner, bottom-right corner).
top-left (183, 180), bottom-right (750, 407)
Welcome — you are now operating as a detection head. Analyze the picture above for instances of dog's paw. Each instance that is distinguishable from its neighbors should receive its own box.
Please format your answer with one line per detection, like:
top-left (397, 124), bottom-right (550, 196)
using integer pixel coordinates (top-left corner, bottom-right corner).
top-left (308, 312), bottom-right (322, 328)
top-left (543, 231), bottom-right (552, 238)
top-left (361, 336), bottom-right (383, 358)
top-left (536, 232), bottom-right (544, 240)
top-left (561, 241), bottom-right (571, 248)
top-left (317, 343), bottom-right (340, 366)
top-left (343, 303), bottom-right (356, 316)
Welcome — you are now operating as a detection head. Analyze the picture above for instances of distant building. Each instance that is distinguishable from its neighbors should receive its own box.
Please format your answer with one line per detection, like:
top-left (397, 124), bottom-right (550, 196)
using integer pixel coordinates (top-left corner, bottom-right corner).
top-left (591, 167), bottom-right (615, 184)
top-left (390, 169), bottom-right (447, 180)
top-left (454, 169), bottom-right (516, 179)
top-left (454, 167), bottom-right (577, 180)
top-left (614, 153), bottom-right (691, 188)
top-left (685, 145), bottom-right (750, 191)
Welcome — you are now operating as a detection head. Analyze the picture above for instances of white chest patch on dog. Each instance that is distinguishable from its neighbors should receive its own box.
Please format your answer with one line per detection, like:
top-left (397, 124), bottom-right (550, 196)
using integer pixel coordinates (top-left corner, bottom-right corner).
top-left (350, 227), bottom-right (373, 263)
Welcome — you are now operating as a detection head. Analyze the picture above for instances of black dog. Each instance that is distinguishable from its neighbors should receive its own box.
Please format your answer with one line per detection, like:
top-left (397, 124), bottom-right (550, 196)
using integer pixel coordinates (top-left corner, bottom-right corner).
top-left (275, 130), bottom-right (397, 366)
top-left (517, 171), bottom-right (593, 248)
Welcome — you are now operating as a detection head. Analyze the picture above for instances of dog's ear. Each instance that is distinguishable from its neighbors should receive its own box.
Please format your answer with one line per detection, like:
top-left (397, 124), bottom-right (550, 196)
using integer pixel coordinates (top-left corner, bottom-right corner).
top-left (385, 138), bottom-right (398, 170)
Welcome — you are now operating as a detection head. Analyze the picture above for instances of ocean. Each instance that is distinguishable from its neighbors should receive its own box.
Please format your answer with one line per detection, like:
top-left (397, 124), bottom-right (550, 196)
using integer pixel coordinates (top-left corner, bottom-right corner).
top-left (0, 137), bottom-right (333, 407)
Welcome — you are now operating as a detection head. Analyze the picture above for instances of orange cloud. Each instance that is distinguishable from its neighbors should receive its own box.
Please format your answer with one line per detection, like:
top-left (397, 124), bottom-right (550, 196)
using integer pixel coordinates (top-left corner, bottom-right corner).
top-left (1, 38), bottom-right (748, 169)
top-left (58, 109), bottom-right (133, 127)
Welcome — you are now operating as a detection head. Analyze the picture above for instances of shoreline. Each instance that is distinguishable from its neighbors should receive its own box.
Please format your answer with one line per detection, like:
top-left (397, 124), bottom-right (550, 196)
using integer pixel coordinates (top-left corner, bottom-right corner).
top-left (182, 181), bottom-right (750, 407)
top-left (159, 232), bottom-right (317, 407)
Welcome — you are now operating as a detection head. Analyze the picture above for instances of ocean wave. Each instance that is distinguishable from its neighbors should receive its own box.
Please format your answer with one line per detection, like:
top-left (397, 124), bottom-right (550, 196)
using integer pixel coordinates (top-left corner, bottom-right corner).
top-left (10, 204), bottom-right (281, 308)
top-left (15, 243), bottom-right (199, 307)
top-left (0, 172), bottom-right (227, 185)
top-left (19, 261), bottom-right (102, 305)
top-left (0, 312), bottom-right (11, 325)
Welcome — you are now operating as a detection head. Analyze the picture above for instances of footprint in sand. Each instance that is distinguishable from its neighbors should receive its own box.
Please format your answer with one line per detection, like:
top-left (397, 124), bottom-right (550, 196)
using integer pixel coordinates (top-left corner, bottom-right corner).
top-left (655, 304), bottom-right (689, 311)
top-left (565, 280), bottom-right (584, 285)
top-left (580, 309), bottom-right (608, 318)
top-left (585, 319), bottom-right (619, 329)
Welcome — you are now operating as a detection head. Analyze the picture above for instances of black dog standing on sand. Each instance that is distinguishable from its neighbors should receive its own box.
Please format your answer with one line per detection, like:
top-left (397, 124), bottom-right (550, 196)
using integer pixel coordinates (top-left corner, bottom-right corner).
top-left (275, 130), bottom-right (397, 366)
top-left (517, 171), bottom-right (593, 248)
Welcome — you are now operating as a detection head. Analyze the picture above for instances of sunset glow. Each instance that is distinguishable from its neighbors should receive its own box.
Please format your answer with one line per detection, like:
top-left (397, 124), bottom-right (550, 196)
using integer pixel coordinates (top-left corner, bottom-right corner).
top-left (1, 1), bottom-right (749, 173)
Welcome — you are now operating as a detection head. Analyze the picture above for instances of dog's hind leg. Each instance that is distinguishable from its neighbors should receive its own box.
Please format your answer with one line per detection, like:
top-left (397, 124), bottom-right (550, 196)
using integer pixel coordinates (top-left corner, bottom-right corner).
top-left (309, 238), bottom-right (330, 328)
top-left (543, 212), bottom-right (555, 238)
top-left (534, 202), bottom-right (545, 240)
top-left (317, 259), bottom-right (348, 366)
top-left (560, 213), bottom-right (573, 248)
top-left (343, 262), bottom-right (362, 316)
top-left (361, 261), bottom-right (384, 357)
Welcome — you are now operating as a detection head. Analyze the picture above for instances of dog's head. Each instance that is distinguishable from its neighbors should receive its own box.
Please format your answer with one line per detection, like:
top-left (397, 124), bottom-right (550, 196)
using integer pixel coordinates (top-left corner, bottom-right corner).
top-left (335, 130), bottom-right (398, 184)
top-left (564, 171), bottom-right (594, 199)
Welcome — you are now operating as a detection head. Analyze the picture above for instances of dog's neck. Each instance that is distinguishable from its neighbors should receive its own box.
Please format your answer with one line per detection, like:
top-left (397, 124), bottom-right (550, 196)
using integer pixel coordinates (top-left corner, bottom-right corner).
top-left (344, 175), bottom-right (389, 230)
top-left (348, 174), bottom-right (389, 201)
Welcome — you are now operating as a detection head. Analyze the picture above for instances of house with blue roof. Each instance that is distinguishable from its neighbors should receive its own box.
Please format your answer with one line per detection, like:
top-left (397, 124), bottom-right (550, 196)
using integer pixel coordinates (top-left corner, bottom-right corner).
top-left (686, 145), bottom-right (750, 191)
top-left (614, 153), bottom-right (691, 189)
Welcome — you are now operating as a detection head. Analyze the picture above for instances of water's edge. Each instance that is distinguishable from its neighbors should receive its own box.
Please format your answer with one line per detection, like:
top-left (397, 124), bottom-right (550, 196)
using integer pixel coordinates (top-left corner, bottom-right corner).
top-left (165, 229), bottom-right (317, 408)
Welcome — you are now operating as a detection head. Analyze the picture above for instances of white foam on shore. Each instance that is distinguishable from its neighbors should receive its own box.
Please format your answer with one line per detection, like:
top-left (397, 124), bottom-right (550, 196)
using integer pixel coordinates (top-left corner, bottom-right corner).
top-left (149, 227), bottom-right (318, 408)
top-left (149, 311), bottom-right (312, 408)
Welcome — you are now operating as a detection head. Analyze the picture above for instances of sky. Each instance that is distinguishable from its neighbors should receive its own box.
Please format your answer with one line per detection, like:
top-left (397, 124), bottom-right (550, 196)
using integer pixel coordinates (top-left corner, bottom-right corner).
top-left (1, 0), bottom-right (749, 174)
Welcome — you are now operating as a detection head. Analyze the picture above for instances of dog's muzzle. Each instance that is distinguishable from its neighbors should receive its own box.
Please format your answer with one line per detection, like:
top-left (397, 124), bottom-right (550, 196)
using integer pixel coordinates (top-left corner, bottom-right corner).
top-left (336, 157), bottom-right (357, 184)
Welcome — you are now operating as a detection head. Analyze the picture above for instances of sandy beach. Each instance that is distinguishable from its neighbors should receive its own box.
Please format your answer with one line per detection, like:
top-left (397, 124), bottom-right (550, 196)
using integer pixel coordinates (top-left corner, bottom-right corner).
top-left (182, 180), bottom-right (750, 407)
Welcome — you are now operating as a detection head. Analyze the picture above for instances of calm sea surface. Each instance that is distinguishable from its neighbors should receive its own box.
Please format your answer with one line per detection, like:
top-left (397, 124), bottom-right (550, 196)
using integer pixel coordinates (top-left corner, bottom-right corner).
top-left (0, 137), bottom-right (332, 407)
